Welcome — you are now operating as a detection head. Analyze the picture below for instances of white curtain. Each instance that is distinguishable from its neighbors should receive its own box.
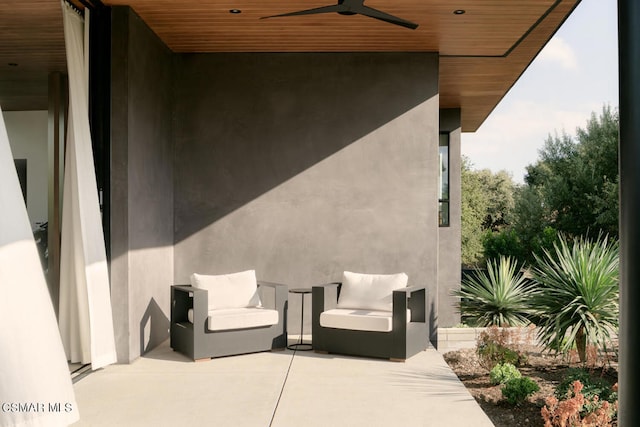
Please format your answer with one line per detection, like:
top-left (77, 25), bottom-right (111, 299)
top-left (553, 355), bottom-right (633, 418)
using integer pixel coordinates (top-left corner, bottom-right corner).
top-left (58, 1), bottom-right (117, 370)
top-left (0, 107), bottom-right (79, 426)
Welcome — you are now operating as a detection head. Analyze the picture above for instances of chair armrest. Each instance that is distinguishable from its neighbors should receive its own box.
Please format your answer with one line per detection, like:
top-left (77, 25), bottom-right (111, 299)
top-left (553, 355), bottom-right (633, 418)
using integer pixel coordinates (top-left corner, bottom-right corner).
top-left (393, 285), bottom-right (427, 323)
top-left (171, 285), bottom-right (208, 325)
top-left (173, 284), bottom-right (195, 294)
top-left (257, 281), bottom-right (288, 311)
top-left (396, 285), bottom-right (427, 297)
top-left (257, 281), bottom-right (288, 291)
top-left (312, 282), bottom-right (340, 313)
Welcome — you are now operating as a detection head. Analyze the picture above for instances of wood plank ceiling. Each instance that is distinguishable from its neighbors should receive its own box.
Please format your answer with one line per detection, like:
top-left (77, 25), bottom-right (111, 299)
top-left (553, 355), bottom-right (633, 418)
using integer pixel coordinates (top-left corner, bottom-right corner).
top-left (0, 0), bottom-right (581, 131)
top-left (0, 0), bottom-right (66, 112)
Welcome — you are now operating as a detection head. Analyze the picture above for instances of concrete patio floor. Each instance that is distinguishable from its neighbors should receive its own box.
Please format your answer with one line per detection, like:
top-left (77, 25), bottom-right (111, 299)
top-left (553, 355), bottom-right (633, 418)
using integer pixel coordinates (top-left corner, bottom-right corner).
top-left (72, 339), bottom-right (494, 427)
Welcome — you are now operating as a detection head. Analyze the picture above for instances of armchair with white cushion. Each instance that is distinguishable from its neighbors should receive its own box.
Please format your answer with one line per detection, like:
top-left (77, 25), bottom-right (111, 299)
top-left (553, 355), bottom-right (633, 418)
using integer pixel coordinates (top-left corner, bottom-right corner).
top-left (170, 270), bottom-right (287, 361)
top-left (312, 271), bottom-right (429, 361)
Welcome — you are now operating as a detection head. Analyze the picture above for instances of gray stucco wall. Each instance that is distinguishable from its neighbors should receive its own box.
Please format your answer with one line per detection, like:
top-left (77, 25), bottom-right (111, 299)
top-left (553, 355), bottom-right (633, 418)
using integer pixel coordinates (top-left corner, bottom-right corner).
top-left (438, 109), bottom-right (462, 327)
top-left (110, 7), bottom-right (174, 363)
top-left (173, 53), bottom-right (440, 336)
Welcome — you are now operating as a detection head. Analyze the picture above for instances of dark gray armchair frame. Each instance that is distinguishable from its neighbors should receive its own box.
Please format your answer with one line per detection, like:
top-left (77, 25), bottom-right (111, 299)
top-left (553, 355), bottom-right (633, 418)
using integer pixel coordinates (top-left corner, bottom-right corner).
top-left (312, 283), bottom-right (429, 361)
top-left (170, 281), bottom-right (287, 361)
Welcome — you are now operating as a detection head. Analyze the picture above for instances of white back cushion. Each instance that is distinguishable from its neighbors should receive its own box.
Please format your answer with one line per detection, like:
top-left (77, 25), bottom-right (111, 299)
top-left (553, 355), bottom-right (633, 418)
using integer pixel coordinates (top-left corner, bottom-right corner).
top-left (190, 270), bottom-right (261, 310)
top-left (337, 271), bottom-right (408, 311)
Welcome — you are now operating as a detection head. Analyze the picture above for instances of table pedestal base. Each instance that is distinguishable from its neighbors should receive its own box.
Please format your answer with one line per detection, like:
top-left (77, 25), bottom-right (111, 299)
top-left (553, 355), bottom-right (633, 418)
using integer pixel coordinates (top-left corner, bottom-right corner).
top-left (287, 342), bottom-right (313, 351)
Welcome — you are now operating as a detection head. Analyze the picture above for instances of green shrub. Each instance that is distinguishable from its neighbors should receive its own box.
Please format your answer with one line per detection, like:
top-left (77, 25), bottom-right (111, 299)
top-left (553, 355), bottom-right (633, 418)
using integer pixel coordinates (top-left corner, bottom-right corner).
top-left (502, 377), bottom-right (540, 405)
top-left (483, 229), bottom-right (527, 266)
top-left (490, 363), bottom-right (521, 385)
top-left (477, 342), bottom-right (522, 370)
top-left (476, 327), bottom-right (528, 370)
top-left (555, 368), bottom-right (616, 404)
top-left (454, 256), bottom-right (536, 327)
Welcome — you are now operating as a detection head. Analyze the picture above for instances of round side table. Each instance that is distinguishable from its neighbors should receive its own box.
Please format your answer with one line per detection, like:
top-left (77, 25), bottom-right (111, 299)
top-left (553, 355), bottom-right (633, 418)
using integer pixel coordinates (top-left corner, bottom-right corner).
top-left (287, 288), bottom-right (313, 351)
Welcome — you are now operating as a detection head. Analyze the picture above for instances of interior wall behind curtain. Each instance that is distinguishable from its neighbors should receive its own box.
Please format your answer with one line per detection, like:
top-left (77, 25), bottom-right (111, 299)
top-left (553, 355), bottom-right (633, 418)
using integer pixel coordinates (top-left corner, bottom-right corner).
top-left (58, 1), bottom-right (117, 370)
top-left (0, 106), bottom-right (79, 426)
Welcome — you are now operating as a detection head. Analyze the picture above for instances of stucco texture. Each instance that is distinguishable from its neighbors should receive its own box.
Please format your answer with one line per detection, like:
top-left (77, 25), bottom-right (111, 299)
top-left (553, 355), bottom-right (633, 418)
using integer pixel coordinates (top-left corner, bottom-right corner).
top-left (173, 53), bottom-right (440, 335)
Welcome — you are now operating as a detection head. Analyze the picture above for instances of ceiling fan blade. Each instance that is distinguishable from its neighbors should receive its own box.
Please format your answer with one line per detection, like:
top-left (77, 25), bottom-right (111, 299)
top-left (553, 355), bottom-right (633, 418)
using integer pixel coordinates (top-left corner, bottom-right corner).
top-left (358, 6), bottom-right (418, 29)
top-left (261, 5), bottom-right (344, 19)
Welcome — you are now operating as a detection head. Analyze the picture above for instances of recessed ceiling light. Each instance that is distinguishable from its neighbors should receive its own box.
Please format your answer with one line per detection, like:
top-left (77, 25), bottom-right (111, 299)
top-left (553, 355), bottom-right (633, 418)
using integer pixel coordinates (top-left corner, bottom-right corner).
top-left (8, 63), bottom-right (18, 67)
top-left (229, 9), bottom-right (242, 14)
top-left (453, 9), bottom-right (466, 15)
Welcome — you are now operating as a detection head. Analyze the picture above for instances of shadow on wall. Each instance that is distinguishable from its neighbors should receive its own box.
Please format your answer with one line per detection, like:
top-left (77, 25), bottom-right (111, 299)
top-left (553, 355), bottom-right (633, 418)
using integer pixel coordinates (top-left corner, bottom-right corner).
top-left (173, 52), bottom-right (439, 245)
top-left (140, 297), bottom-right (170, 355)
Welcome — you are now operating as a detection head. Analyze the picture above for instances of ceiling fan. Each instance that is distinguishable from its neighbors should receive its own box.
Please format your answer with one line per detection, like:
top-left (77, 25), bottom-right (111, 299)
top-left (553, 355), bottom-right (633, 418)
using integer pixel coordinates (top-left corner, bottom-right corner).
top-left (261, 0), bottom-right (419, 30)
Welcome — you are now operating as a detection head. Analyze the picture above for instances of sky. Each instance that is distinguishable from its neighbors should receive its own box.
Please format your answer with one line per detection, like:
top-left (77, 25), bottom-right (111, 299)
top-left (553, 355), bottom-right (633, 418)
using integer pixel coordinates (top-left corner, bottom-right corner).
top-left (461, 0), bottom-right (619, 183)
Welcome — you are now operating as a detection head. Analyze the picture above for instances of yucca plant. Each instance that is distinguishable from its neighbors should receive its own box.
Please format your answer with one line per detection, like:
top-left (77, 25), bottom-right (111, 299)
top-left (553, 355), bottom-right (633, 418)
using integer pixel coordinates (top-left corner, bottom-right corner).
top-left (454, 256), bottom-right (536, 327)
top-left (531, 235), bottom-right (619, 363)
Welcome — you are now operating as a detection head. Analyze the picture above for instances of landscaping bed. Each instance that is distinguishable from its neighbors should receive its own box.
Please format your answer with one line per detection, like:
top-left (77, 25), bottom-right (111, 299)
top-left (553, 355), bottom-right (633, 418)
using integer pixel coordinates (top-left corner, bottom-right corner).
top-left (443, 344), bottom-right (618, 427)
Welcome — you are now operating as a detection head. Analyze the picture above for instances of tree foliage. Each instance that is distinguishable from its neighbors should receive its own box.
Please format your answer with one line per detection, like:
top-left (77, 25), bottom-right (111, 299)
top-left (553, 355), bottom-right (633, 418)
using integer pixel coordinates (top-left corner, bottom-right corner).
top-left (461, 157), bottom-right (488, 266)
top-left (461, 157), bottom-right (516, 266)
top-left (481, 105), bottom-right (619, 265)
top-left (524, 105), bottom-right (619, 239)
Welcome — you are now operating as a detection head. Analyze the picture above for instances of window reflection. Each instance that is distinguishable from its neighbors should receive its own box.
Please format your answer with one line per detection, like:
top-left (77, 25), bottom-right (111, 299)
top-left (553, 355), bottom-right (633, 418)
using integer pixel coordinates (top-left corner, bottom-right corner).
top-left (439, 133), bottom-right (449, 227)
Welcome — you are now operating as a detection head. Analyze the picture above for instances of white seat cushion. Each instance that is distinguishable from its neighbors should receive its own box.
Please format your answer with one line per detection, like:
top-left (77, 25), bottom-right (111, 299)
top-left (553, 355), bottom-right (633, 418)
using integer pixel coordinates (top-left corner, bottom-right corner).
top-left (320, 308), bottom-right (411, 333)
top-left (190, 270), bottom-right (261, 310)
top-left (337, 271), bottom-right (408, 311)
top-left (188, 307), bottom-right (278, 331)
